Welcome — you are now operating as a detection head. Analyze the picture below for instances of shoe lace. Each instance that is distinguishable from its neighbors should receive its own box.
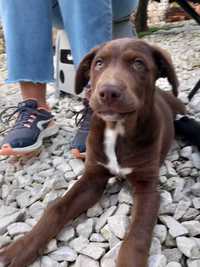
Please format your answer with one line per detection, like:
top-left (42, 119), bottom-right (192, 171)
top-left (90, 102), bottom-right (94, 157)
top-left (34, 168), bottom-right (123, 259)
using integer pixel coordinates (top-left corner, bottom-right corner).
top-left (0, 105), bottom-right (49, 130)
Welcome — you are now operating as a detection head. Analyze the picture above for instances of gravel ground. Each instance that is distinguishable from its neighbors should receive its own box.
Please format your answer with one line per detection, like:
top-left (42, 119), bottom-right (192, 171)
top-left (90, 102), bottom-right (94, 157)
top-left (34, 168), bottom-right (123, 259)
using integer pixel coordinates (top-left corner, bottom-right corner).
top-left (0, 21), bottom-right (200, 267)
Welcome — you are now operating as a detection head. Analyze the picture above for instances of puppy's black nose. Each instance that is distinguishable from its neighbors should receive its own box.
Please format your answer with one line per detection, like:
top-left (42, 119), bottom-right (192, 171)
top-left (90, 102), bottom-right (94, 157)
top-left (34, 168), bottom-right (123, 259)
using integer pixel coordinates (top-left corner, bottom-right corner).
top-left (98, 85), bottom-right (122, 104)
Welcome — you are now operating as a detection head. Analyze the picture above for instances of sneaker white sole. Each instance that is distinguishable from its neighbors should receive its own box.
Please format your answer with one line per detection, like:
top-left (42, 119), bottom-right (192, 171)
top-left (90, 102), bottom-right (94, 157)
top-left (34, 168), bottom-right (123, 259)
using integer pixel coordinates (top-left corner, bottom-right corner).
top-left (0, 123), bottom-right (59, 155)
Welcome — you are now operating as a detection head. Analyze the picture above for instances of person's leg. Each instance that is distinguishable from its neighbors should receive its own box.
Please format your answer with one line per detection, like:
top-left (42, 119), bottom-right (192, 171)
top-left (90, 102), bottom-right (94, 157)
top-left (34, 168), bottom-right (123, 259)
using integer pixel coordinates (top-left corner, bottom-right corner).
top-left (0, 0), bottom-right (54, 86)
top-left (58, 0), bottom-right (112, 66)
top-left (112, 0), bottom-right (139, 38)
top-left (56, 0), bottom-right (112, 157)
top-left (0, 0), bottom-right (55, 107)
top-left (21, 83), bottom-right (47, 107)
top-left (0, 0), bottom-right (57, 155)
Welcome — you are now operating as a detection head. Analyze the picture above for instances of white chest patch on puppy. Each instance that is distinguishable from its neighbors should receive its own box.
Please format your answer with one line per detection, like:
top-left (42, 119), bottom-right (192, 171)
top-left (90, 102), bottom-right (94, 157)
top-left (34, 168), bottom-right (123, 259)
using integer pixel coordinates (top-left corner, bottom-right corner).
top-left (103, 122), bottom-right (133, 177)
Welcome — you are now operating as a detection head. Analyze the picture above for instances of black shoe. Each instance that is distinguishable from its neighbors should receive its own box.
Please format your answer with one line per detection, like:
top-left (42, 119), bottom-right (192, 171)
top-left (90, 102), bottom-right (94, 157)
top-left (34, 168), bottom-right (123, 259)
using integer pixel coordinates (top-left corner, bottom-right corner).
top-left (71, 99), bottom-right (92, 159)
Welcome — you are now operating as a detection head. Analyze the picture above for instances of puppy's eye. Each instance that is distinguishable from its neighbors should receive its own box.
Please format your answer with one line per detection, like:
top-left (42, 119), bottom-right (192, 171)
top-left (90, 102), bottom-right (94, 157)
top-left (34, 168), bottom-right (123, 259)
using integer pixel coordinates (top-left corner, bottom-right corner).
top-left (131, 59), bottom-right (145, 72)
top-left (95, 58), bottom-right (104, 70)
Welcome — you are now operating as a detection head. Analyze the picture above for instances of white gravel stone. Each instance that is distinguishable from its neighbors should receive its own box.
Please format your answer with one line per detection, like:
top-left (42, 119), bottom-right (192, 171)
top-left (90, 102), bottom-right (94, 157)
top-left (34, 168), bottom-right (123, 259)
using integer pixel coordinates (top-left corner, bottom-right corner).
top-left (95, 206), bottom-right (117, 232)
top-left (44, 239), bottom-right (57, 254)
top-left (159, 215), bottom-right (188, 238)
top-left (69, 236), bottom-right (89, 253)
top-left (115, 203), bottom-right (130, 216)
top-left (52, 176), bottom-right (68, 190)
top-left (87, 203), bottom-right (103, 218)
top-left (165, 233), bottom-right (176, 248)
top-left (49, 246), bottom-right (77, 262)
top-left (174, 200), bottom-right (191, 220)
top-left (64, 171), bottom-right (76, 181)
top-left (176, 236), bottom-right (200, 259)
top-left (7, 222), bottom-right (31, 236)
top-left (29, 259), bottom-right (41, 267)
top-left (153, 225), bottom-right (167, 244)
top-left (0, 205), bottom-right (18, 218)
top-left (59, 262), bottom-right (68, 267)
top-left (165, 160), bottom-right (177, 177)
top-left (16, 191), bottom-right (31, 208)
top-left (107, 215), bottom-right (129, 239)
top-left (192, 198), bottom-right (200, 209)
top-left (165, 177), bottom-right (183, 191)
top-left (109, 194), bottom-right (119, 207)
top-left (41, 256), bottom-right (59, 267)
top-left (68, 159), bottom-right (85, 176)
top-left (162, 248), bottom-right (182, 264)
top-left (16, 174), bottom-right (33, 187)
top-left (182, 221), bottom-right (200, 236)
top-left (191, 153), bottom-right (200, 169)
top-left (180, 146), bottom-right (192, 159)
top-left (191, 183), bottom-right (200, 197)
top-left (80, 243), bottom-right (105, 260)
top-left (100, 224), bottom-right (120, 249)
top-left (90, 233), bottom-right (106, 243)
top-left (56, 162), bottom-right (72, 173)
top-left (76, 218), bottom-right (94, 238)
top-left (0, 235), bottom-right (11, 247)
top-left (176, 161), bottom-right (193, 177)
top-left (29, 201), bottom-right (45, 219)
top-left (148, 254), bottom-right (167, 267)
top-left (160, 191), bottom-right (173, 210)
top-left (118, 185), bottom-right (133, 204)
top-left (57, 225), bottom-right (75, 242)
top-left (75, 255), bottom-right (99, 267)
top-left (101, 242), bottom-right (121, 267)
top-left (159, 203), bottom-right (177, 215)
top-left (166, 262), bottom-right (181, 267)
top-left (0, 210), bottom-right (26, 234)
top-left (187, 259), bottom-right (200, 267)
top-left (182, 208), bottom-right (199, 220)
top-left (160, 165), bottom-right (167, 176)
top-left (149, 237), bottom-right (162, 255)
top-left (173, 179), bottom-right (185, 202)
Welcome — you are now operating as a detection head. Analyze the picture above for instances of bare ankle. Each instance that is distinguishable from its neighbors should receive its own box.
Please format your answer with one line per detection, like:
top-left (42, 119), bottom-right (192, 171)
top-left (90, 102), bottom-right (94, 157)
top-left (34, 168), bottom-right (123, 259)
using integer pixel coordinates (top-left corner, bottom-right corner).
top-left (20, 82), bottom-right (48, 107)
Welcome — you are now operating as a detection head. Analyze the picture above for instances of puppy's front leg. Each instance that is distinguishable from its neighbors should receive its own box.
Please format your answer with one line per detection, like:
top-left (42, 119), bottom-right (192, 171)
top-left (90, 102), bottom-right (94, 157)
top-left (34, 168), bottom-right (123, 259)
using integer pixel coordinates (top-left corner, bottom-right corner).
top-left (117, 180), bottom-right (160, 267)
top-left (0, 167), bottom-right (109, 267)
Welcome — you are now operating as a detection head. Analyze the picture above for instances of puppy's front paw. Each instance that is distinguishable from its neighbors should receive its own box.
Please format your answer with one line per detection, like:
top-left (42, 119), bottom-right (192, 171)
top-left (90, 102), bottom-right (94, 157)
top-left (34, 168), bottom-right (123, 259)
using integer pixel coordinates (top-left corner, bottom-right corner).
top-left (0, 236), bottom-right (38, 267)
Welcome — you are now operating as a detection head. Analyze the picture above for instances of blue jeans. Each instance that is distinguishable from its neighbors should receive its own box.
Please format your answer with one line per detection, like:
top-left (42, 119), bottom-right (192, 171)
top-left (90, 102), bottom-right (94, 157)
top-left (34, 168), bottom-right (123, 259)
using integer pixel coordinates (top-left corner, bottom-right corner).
top-left (0, 0), bottom-right (138, 84)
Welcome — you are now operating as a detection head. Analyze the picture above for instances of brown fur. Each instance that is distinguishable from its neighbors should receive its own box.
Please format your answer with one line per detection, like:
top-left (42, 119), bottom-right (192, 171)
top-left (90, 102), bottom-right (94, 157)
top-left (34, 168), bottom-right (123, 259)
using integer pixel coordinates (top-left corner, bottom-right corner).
top-left (0, 38), bottom-right (185, 267)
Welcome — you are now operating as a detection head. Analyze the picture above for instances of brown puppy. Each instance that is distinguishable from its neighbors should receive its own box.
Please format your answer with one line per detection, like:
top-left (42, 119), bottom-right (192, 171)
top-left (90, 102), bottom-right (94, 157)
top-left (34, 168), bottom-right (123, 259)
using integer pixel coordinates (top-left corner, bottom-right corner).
top-left (0, 38), bottom-right (185, 267)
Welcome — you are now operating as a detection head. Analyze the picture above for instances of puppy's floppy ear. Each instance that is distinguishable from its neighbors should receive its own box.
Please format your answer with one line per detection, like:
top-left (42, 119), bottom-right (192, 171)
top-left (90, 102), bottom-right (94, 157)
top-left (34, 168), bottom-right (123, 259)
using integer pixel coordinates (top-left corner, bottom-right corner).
top-left (75, 46), bottom-right (100, 94)
top-left (152, 46), bottom-right (179, 97)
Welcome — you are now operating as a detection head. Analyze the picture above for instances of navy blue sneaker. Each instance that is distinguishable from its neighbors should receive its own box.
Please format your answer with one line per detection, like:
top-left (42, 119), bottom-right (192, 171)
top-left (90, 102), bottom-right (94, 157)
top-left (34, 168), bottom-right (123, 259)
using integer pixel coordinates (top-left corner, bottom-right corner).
top-left (71, 99), bottom-right (92, 159)
top-left (0, 99), bottom-right (58, 156)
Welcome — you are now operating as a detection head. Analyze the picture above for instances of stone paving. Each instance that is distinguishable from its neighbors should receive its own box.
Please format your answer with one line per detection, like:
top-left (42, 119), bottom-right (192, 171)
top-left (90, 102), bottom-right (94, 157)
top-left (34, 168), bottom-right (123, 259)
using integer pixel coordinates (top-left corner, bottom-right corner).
top-left (0, 20), bottom-right (200, 267)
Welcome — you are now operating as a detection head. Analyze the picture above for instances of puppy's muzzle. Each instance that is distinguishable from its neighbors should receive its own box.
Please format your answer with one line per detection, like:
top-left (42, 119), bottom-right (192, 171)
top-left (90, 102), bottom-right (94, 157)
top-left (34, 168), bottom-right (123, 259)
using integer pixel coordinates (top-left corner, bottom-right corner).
top-left (98, 84), bottom-right (123, 105)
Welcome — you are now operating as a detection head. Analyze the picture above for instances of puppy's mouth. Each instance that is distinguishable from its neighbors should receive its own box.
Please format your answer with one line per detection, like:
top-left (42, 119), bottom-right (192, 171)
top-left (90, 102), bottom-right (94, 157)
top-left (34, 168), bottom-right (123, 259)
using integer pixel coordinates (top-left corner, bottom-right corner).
top-left (96, 110), bottom-right (135, 122)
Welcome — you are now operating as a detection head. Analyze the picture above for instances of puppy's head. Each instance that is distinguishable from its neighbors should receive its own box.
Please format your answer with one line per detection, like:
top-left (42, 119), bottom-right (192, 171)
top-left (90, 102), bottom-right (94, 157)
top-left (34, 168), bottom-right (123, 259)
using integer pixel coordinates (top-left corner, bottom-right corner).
top-left (75, 38), bottom-right (178, 122)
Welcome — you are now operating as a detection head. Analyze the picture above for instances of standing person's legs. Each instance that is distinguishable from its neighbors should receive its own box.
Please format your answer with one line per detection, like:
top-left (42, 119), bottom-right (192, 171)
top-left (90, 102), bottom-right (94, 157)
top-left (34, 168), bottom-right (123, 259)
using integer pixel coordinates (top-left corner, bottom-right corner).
top-left (0, 0), bottom-right (57, 156)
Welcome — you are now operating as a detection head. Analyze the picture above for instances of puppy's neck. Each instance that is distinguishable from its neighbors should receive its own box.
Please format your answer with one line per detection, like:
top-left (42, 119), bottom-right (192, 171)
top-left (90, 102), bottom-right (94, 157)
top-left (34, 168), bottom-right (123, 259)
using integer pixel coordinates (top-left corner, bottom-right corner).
top-left (105, 121), bottom-right (125, 135)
